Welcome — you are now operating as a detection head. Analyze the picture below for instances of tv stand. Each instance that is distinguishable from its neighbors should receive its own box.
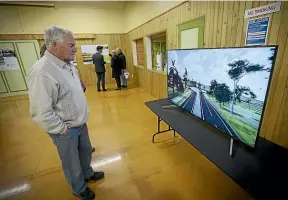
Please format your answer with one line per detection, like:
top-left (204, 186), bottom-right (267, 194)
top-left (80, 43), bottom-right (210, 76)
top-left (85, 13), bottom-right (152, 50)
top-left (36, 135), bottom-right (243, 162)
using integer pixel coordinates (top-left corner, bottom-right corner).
top-left (152, 116), bottom-right (176, 143)
top-left (229, 138), bottom-right (234, 157)
top-left (145, 98), bottom-right (288, 200)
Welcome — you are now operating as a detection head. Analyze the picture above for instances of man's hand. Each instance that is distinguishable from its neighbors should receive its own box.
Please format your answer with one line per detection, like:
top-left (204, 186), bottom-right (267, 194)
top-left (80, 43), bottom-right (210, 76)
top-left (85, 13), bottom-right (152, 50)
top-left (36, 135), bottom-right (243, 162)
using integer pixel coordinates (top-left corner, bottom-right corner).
top-left (64, 128), bottom-right (71, 134)
top-left (80, 80), bottom-right (86, 92)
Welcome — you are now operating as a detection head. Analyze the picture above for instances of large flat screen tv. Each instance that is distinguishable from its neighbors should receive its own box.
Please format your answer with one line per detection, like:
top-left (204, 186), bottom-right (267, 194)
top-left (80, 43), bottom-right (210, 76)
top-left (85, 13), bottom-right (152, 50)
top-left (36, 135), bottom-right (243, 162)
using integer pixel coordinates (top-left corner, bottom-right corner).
top-left (167, 46), bottom-right (278, 147)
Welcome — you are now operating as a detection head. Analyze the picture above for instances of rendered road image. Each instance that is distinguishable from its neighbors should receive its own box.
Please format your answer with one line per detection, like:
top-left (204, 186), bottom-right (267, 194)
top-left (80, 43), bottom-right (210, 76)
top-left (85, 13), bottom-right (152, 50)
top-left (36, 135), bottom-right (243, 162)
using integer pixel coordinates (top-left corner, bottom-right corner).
top-left (170, 88), bottom-right (238, 139)
top-left (168, 47), bottom-right (277, 147)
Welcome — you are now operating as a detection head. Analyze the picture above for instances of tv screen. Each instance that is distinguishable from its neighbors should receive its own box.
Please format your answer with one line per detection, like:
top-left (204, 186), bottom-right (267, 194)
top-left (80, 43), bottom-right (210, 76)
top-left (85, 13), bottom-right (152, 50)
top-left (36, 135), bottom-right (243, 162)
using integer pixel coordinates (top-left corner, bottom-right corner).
top-left (167, 46), bottom-right (277, 147)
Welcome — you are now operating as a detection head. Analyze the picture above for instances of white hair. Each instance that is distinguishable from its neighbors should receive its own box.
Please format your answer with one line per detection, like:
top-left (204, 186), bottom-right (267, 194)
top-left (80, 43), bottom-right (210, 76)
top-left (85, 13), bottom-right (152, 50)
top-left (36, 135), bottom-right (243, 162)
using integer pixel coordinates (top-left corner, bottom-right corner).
top-left (116, 48), bottom-right (122, 53)
top-left (44, 26), bottom-right (73, 49)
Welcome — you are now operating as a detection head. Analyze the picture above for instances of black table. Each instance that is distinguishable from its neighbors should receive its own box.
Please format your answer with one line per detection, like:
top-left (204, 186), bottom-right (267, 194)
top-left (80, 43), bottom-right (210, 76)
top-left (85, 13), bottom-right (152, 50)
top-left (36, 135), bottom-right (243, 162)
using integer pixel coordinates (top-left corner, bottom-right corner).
top-left (145, 98), bottom-right (288, 200)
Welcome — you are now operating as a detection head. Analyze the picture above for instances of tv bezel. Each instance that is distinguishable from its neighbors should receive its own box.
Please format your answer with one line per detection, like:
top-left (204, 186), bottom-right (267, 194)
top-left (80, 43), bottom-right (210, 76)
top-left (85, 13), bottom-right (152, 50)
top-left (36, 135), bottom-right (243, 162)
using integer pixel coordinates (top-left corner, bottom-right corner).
top-left (167, 45), bottom-right (279, 148)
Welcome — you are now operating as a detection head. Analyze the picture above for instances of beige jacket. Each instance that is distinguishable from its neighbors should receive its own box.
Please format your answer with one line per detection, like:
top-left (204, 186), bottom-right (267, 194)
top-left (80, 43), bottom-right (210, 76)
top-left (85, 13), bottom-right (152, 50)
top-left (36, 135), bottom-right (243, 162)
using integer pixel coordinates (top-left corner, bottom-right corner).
top-left (27, 51), bottom-right (89, 134)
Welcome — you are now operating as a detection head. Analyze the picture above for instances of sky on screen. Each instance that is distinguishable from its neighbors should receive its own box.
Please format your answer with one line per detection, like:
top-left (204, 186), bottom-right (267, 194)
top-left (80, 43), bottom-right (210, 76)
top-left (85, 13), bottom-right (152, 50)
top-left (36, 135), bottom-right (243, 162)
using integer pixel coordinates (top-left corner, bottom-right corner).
top-left (167, 47), bottom-right (276, 101)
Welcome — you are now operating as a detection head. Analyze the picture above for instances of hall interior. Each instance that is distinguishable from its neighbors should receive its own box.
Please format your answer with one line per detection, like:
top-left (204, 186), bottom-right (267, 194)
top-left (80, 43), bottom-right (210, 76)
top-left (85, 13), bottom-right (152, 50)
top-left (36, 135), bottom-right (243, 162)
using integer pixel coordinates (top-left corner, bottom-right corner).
top-left (0, 1), bottom-right (288, 199)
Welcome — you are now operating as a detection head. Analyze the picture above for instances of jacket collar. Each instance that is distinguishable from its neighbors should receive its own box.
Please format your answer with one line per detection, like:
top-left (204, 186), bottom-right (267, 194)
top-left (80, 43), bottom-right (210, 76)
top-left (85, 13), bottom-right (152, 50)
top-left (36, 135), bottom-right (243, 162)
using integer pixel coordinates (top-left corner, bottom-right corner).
top-left (45, 50), bottom-right (68, 68)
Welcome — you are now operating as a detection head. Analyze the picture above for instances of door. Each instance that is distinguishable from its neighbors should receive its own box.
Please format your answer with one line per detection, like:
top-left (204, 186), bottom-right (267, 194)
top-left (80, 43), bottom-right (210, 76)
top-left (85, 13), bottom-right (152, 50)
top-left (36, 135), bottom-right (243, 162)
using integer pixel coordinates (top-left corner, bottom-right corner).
top-left (0, 42), bottom-right (27, 92)
top-left (0, 40), bottom-right (40, 97)
top-left (0, 73), bottom-right (8, 93)
top-left (16, 42), bottom-right (40, 76)
top-left (178, 16), bottom-right (205, 49)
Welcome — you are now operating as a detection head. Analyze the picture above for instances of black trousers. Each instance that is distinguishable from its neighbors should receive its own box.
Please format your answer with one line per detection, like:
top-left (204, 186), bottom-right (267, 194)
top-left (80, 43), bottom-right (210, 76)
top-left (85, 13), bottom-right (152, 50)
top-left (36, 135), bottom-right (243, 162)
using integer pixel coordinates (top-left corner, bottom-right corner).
top-left (115, 77), bottom-right (121, 89)
top-left (96, 72), bottom-right (105, 90)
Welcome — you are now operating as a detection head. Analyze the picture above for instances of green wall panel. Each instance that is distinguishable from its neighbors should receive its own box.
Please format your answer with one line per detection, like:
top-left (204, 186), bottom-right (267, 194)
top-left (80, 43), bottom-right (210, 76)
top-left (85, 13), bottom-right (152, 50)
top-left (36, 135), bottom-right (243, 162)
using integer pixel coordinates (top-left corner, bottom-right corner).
top-left (0, 42), bottom-right (27, 92)
top-left (0, 40), bottom-right (40, 96)
top-left (16, 42), bottom-right (40, 76)
top-left (178, 16), bottom-right (205, 49)
top-left (0, 73), bottom-right (8, 93)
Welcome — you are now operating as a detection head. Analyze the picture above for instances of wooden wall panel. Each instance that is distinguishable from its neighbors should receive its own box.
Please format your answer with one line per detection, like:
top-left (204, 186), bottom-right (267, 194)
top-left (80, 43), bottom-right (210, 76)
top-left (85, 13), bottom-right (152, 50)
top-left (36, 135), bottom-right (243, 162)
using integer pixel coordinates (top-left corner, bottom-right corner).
top-left (74, 34), bottom-right (127, 87)
top-left (126, 1), bottom-right (288, 148)
top-left (0, 34), bottom-right (126, 87)
top-left (261, 2), bottom-right (288, 147)
top-left (136, 39), bottom-right (144, 66)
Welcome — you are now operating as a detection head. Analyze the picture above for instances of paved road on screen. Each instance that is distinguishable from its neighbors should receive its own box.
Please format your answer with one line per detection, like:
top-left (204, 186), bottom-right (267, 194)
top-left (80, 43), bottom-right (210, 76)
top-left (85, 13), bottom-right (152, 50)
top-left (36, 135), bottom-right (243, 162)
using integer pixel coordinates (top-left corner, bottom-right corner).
top-left (171, 88), bottom-right (238, 139)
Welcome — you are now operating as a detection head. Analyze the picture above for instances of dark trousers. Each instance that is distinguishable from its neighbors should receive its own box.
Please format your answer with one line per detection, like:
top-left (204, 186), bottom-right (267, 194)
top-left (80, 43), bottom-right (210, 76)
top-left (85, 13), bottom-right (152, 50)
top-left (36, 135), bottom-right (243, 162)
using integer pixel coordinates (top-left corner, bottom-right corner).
top-left (48, 124), bottom-right (94, 194)
top-left (96, 72), bottom-right (105, 90)
top-left (115, 77), bottom-right (121, 89)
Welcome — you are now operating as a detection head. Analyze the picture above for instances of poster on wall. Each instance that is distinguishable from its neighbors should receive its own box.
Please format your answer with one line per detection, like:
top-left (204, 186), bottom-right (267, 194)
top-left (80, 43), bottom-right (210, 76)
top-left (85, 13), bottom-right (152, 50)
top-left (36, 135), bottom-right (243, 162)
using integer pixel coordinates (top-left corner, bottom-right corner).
top-left (80, 44), bottom-right (110, 65)
top-left (0, 48), bottom-right (21, 71)
top-left (246, 16), bottom-right (270, 45)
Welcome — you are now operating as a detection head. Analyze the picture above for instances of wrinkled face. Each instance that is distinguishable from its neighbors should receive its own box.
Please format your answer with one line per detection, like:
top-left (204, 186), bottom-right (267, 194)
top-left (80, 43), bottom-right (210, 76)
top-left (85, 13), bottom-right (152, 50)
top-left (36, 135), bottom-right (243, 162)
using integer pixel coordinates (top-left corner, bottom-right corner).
top-left (51, 34), bottom-right (77, 63)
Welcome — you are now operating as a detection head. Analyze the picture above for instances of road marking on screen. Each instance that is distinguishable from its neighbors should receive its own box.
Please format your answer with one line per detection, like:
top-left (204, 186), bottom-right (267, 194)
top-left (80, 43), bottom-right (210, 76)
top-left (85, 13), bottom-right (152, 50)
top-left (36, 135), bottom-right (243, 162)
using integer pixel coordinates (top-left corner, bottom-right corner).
top-left (191, 92), bottom-right (196, 111)
top-left (200, 94), bottom-right (204, 120)
top-left (203, 95), bottom-right (212, 116)
top-left (182, 93), bottom-right (193, 108)
top-left (205, 96), bottom-right (233, 136)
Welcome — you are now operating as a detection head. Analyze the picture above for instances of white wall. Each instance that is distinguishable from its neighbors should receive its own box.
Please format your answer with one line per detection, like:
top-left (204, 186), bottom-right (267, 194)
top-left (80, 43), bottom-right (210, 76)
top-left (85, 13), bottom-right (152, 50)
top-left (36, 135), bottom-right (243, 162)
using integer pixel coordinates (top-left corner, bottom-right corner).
top-left (0, 1), bottom-right (183, 34)
top-left (0, 5), bottom-right (125, 34)
top-left (124, 1), bottom-right (182, 32)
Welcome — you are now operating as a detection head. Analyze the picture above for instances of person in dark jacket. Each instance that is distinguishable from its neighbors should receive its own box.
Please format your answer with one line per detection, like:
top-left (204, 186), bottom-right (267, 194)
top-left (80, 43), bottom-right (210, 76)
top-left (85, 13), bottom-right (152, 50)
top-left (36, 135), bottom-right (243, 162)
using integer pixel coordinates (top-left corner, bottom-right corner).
top-left (116, 48), bottom-right (127, 88)
top-left (40, 44), bottom-right (47, 58)
top-left (92, 46), bottom-right (106, 92)
top-left (110, 50), bottom-right (121, 90)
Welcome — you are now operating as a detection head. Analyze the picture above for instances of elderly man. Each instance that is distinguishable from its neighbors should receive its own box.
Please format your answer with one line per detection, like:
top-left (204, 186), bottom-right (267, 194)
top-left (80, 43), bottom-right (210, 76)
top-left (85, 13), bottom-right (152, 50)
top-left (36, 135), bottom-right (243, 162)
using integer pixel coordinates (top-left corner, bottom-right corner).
top-left (27, 26), bottom-right (104, 200)
top-left (116, 48), bottom-right (127, 88)
top-left (110, 50), bottom-right (121, 90)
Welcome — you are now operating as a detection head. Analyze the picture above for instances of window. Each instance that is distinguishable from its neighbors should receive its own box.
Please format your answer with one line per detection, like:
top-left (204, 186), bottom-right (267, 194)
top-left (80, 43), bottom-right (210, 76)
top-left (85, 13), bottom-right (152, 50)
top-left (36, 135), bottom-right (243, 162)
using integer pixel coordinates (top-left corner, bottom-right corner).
top-left (145, 32), bottom-right (167, 73)
top-left (136, 39), bottom-right (144, 66)
top-left (132, 38), bottom-right (144, 67)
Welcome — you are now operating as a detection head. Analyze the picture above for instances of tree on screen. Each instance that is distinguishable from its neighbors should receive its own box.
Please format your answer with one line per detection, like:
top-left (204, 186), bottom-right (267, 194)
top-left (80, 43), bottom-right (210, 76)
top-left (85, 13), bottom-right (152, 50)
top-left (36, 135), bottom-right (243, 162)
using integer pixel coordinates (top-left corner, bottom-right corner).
top-left (228, 59), bottom-right (266, 116)
top-left (191, 80), bottom-right (197, 87)
top-left (265, 48), bottom-right (276, 73)
top-left (268, 48), bottom-right (276, 62)
top-left (183, 68), bottom-right (188, 89)
top-left (168, 60), bottom-right (183, 94)
top-left (168, 67), bottom-right (175, 94)
top-left (246, 91), bottom-right (257, 110)
top-left (235, 86), bottom-right (253, 103)
top-left (175, 69), bottom-right (184, 93)
top-left (214, 83), bottom-right (232, 107)
top-left (209, 79), bottom-right (218, 96)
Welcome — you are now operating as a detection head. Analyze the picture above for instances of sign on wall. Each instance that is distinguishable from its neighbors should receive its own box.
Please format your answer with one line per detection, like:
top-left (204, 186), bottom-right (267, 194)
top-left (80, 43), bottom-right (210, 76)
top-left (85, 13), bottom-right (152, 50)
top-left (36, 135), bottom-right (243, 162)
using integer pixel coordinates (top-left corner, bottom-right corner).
top-left (244, 1), bottom-right (281, 19)
top-left (246, 17), bottom-right (270, 45)
top-left (0, 48), bottom-right (21, 71)
top-left (80, 45), bottom-right (110, 65)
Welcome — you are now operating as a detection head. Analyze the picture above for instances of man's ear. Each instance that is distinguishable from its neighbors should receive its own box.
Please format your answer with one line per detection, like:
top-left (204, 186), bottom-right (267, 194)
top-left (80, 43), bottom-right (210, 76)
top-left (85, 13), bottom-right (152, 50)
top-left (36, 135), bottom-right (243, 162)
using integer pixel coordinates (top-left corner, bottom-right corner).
top-left (52, 41), bottom-right (57, 48)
